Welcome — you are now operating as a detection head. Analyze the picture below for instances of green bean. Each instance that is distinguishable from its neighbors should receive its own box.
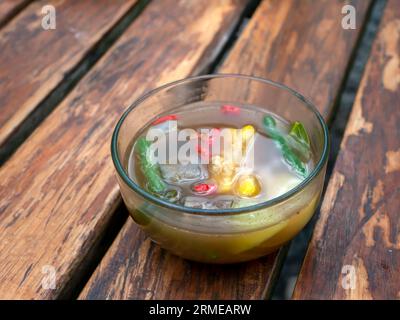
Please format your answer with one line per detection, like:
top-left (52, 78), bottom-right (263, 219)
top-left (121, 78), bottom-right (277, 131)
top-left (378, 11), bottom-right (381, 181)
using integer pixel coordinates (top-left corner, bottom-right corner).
top-left (135, 137), bottom-right (167, 194)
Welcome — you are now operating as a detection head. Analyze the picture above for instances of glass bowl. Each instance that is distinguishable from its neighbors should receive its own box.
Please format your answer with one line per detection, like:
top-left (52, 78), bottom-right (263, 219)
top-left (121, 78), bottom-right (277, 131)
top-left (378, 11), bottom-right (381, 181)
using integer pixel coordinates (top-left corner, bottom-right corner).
top-left (111, 74), bottom-right (329, 264)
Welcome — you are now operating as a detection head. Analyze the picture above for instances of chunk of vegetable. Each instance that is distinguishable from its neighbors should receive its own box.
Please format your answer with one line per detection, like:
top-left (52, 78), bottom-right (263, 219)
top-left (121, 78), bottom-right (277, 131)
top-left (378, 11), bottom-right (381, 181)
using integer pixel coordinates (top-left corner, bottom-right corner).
top-left (135, 137), bottom-right (167, 194)
top-left (263, 116), bottom-right (308, 178)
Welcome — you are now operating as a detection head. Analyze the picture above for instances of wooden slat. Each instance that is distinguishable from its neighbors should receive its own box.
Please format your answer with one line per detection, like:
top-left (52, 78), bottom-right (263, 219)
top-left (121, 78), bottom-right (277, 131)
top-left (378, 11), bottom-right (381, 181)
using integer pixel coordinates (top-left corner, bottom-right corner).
top-left (0, 0), bottom-right (139, 151)
top-left (293, 0), bottom-right (400, 300)
top-left (0, 0), bottom-right (249, 299)
top-left (0, 0), bottom-right (30, 28)
top-left (79, 0), bottom-right (371, 300)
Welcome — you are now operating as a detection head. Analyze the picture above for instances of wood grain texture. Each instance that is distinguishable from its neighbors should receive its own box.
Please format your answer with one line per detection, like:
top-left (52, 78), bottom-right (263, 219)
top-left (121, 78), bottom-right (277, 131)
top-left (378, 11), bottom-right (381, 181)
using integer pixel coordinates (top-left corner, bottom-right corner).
top-left (0, 0), bottom-right (139, 149)
top-left (0, 0), bottom-right (30, 28)
top-left (80, 0), bottom-right (371, 300)
top-left (293, 0), bottom-right (400, 300)
top-left (0, 0), bottom-right (249, 300)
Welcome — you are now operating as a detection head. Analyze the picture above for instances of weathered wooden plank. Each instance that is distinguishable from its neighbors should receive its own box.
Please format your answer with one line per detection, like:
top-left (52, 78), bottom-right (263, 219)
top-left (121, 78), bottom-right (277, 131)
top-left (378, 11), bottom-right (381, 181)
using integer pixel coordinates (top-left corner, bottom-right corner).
top-left (0, 0), bottom-right (249, 300)
top-left (0, 0), bottom-right (30, 28)
top-left (80, 0), bottom-right (371, 300)
top-left (293, 0), bottom-right (400, 300)
top-left (0, 0), bottom-right (139, 151)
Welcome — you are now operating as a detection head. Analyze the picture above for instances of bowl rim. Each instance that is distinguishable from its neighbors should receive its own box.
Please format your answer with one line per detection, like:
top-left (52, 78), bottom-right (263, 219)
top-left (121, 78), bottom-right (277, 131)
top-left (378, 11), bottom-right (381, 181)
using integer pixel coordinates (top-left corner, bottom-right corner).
top-left (111, 74), bottom-right (329, 216)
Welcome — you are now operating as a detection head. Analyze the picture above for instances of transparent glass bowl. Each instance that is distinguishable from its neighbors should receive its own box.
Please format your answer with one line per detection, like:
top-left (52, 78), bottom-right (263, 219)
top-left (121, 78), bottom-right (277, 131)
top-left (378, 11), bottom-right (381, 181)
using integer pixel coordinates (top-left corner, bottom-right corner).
top-left (111, 74), bottom-right (329, 264)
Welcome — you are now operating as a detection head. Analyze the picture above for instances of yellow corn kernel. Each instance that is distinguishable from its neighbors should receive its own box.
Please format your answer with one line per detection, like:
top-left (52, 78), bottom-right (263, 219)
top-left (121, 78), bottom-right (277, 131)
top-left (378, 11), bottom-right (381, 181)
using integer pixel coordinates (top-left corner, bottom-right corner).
top-left (234, 174), bottom-right (262, 198)
top-left (242, 124), bottom-right (256, 150)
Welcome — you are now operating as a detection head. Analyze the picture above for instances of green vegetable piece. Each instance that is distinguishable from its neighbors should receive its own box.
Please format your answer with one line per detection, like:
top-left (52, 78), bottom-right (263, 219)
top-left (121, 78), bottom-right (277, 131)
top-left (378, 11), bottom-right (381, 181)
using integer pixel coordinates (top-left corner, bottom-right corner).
top-left (135, 137), bottom-right (167, 194)
top-left (287, 121), bottom-right (311, 162)
top-left (290, 121), bottom-right (310, 147)
top-left (279, 140), bottom-right (307, 177)
top-left (162, 188), bottom-right (180, 203)
top-left (263, 116), bottom-right (307, 178)
top-left (285, 135), bottom-right (311, 162)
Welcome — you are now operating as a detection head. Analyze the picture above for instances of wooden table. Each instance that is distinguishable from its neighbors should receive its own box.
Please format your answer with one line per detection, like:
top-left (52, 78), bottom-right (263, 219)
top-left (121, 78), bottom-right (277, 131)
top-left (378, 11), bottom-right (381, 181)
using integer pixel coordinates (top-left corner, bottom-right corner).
top-left (0, 0), bottom-right (398, 300)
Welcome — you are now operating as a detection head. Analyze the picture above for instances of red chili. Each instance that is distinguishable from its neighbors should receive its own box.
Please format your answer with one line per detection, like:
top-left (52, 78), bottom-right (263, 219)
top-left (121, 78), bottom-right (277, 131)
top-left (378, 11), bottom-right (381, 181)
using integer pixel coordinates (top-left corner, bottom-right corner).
top-left (221, 105), bottom-right (240, 115)
top-left (152, 114), bottom-right (178, 125)
top-left (192, 182), bottom-right (217, 195)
